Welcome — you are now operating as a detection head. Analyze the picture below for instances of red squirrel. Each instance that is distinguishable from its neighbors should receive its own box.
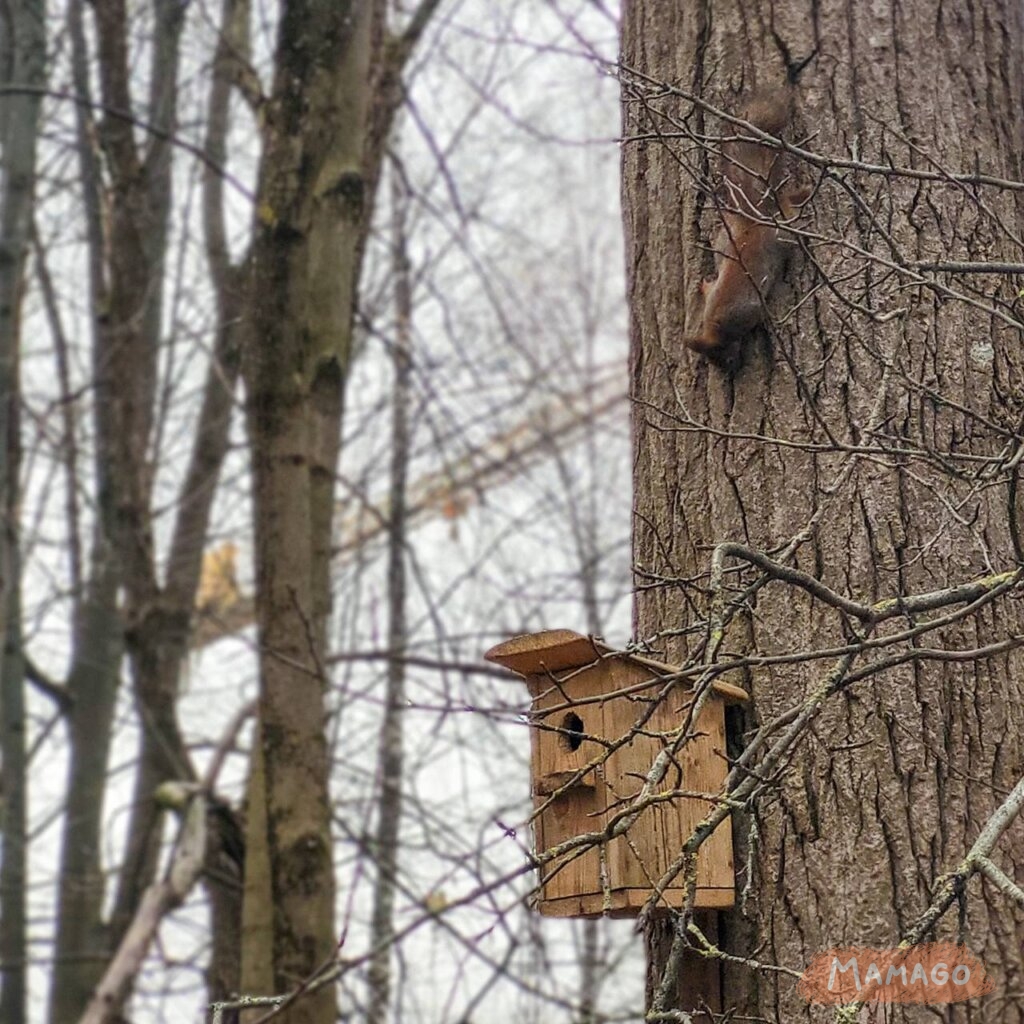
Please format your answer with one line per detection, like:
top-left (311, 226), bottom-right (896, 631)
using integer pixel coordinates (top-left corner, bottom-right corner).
top-left (686, 88), bottom-right (811, 358)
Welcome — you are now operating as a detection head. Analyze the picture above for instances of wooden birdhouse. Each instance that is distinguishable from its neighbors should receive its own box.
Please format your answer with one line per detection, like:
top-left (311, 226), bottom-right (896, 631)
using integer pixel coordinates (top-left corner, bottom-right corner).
top-left (484, 629), bottom-right (747, 918)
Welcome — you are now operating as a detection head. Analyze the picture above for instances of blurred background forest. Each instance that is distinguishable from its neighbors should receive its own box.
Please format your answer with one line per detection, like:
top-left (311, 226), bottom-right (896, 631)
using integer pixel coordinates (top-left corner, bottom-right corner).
top-left (0, 0), bottom-right (639, 1021)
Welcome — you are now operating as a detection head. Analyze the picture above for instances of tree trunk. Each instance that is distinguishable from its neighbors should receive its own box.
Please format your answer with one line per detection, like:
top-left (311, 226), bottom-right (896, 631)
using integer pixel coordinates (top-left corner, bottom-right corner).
top-left (240, 4), bottom-right (380, 1019)
top-left (621, 0), bottom-right (1024, 1019)
top-left (51, 0), bottom-right (249, 1017)
top-left (239, 3), bottom-right (443, 1018)
top-left (366, 160), bottom-right (413, 1024)
top-left (0, 3), bottom-right (44, 1021)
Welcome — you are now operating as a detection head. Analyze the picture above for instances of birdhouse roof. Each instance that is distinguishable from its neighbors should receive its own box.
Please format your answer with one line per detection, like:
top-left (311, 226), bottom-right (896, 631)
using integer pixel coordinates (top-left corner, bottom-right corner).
top-left (484, 629), bottom-right (748, 703)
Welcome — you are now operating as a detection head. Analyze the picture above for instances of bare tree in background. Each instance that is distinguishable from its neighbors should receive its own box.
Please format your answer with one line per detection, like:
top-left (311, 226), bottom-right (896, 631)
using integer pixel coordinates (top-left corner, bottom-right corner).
top-left (1, 1), bottom-right (639, 1021)
top-left (43, 0), bottom-right (252, 1016)
top-left (364, 157), bottom-right (414, 1024)
top-left (622, 0), bottom-right (1024, 1019)
top-left (0, 2), bottom-right (44, 1022)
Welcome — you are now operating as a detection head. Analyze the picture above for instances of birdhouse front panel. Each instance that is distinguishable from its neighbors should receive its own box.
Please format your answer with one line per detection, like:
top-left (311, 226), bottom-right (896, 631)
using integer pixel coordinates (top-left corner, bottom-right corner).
top-left (526, 665), bottom-right (604, 909)
top-left (485, 630), bottom-right (746, 919)
top-left (527, 666), bottom-right (599, 794)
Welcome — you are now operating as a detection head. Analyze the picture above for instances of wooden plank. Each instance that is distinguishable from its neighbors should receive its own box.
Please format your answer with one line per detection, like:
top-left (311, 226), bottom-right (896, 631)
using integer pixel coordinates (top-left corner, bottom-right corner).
top-left (600, 660), bottom-right (734, 906)
top-left (529, 663), bottom-right (607, 903)
top-left (538, 887), bottom-right (735, 918)
top-left (484, 629), bottom-right (749, 703)
top-left (535, 786), bottom-right (604, 903)
top-left (484, 630), bottom-right (604, 677)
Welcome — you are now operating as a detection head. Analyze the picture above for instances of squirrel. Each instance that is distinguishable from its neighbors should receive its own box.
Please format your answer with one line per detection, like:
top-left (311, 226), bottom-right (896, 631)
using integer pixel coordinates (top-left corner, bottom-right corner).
top-left (685, 87), bottom-right (811, 359)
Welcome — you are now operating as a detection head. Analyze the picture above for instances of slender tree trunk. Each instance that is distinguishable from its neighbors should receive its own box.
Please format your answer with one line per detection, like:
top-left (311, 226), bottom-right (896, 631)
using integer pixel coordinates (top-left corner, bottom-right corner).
top-left (51, 0), bottom-right (251, 1017)
top-left (0, 3), bottom-right (44, 1020)
top-left (0, 497), bottom-right (25, 1024)
top-left (0, 150), bottom-right (27, 1024)
top-left (621, 0), bottom-right (1024, 1019)
top-left (49, 567), bottom-right (122, 1024)
top-left (51, 3), bottom-right (169, 1016)
top-left (97, 0), bottom-right (196, 950)
top-left (366, 160), bottom-right (413, 1024)
top-left (47, 9), bottom-right (127, 1019)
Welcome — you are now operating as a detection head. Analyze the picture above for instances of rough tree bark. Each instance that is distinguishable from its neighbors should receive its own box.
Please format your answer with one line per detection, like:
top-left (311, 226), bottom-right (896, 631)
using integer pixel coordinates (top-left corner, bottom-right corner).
top-left (621, 0), bottom-right (1024, 1020)
top-left (239, 3), bottom-right (441, 1020)
top-left (241, 6), bottom-right (379, 1017)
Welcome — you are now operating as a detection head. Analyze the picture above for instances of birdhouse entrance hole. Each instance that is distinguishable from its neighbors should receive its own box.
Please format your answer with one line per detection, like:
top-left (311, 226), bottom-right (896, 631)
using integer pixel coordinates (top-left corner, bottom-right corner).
top-left (559, 712), bottom-right (584, 751)
top-left (485, 629), bottom-right (749, 919)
